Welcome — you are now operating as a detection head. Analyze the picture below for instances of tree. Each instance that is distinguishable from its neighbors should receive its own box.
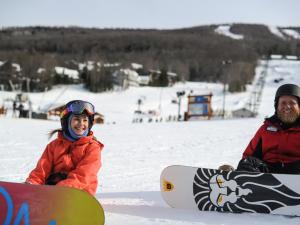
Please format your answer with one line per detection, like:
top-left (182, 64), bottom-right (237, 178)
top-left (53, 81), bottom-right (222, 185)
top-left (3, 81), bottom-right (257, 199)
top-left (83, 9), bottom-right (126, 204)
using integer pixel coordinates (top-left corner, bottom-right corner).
top-left (159, 68), bottom-right (169, 87)
top-left (86, 66), bottom-right (113, 92)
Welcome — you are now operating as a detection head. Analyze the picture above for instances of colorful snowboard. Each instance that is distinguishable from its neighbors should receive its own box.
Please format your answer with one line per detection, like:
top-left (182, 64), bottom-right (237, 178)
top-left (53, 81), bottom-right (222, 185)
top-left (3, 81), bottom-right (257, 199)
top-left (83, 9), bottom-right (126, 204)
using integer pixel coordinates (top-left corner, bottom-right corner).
top-left (160, 165), bottom-right (300, 216)
top-left (0, 181), bottom-right (104, 225)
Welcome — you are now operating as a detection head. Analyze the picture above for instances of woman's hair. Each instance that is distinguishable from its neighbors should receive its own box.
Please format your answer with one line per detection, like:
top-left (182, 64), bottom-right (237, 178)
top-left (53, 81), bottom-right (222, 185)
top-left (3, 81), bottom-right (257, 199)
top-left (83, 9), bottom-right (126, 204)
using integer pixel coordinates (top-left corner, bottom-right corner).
top-left (48, 129), bottom-right (62, 139)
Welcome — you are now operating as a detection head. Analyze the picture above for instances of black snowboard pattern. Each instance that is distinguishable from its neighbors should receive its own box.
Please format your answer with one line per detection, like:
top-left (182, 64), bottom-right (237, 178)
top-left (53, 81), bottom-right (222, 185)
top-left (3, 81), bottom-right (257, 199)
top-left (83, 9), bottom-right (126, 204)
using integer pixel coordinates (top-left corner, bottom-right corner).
top-left (193, 168), bottom-right (300, 213)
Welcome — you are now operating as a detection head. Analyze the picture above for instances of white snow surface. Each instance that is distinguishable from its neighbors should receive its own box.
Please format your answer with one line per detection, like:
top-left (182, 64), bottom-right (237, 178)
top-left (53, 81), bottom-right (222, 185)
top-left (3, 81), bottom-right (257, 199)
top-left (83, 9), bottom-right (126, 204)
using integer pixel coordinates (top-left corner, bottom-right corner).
top-left (268, 26), bottom-right (285, 39)
top-left (281, 29), bottom-right (300, 39)
top-left (1, 59), bottom-right (300, 224)
top-left (215, 25), bottom-right (244, 40)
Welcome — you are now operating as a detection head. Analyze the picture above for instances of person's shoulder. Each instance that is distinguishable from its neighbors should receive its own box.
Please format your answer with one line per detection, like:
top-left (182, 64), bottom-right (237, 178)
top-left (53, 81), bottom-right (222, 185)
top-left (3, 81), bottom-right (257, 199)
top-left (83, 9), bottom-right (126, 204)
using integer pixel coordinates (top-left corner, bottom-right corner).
top-left (87, 131), bottom-right (104, 148)
top-left (259, 115), bottom-right (283, 132)
top-left (47, 137), bottom-right (62, 147)
top-left (90, 136), bottom-right (104, 149)
top-left (47, 132), bottom-right (67, 147)
top-left (262, 115), bottom-right (278, 126)
top-left (83, 133), bottom-right (103, 150)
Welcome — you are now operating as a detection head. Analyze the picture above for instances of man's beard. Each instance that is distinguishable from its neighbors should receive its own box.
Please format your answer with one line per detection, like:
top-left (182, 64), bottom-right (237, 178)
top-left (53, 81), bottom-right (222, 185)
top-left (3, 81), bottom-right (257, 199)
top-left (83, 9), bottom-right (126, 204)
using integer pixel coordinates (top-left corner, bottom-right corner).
top-left (277, 110), bottom-right (300, 124)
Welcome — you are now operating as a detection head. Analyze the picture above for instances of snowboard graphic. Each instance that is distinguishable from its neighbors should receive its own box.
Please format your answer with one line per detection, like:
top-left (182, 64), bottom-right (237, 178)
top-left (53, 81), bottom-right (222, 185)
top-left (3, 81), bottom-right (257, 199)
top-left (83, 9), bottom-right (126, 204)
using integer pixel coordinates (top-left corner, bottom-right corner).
top-left (0, 181), bottom-right (105, 225)
top-left (160, 165), bottom-right (300, 216)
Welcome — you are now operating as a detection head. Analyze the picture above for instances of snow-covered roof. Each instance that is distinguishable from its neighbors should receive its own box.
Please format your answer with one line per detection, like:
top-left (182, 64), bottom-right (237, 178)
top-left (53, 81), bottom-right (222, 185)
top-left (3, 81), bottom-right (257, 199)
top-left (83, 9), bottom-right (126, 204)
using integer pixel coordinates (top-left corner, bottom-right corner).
top-left (12, 63), bottom-right (21, 72)
top-left (0, 61), bottom-right (21, 71)
top-left (285, 55), bottom-right (298, 60)
top-left (120, 68), bottom-right (139, 79)
top-left (131, 63), bottom-right (143, 70)
top-left (37, 68), bottom-right (46, 73)
top-left (167, 72), bottom-right (177, 77)
top-left (103, 63), bottom-right (121, 67)
top-left (270, 55), bottom-right (283, 59)
top-left (78, 61), bottom-right (95, 71)
top-left (55, 67), bottom-right (79, 79)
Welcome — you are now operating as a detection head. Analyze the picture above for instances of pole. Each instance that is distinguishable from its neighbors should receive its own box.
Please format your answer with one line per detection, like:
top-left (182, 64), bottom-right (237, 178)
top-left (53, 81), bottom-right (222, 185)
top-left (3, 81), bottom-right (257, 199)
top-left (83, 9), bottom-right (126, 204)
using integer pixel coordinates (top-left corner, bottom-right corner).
top-left (222, 82), bottom-right (226, 118)
top-left (178, 97), bottom-right (181, 121)
top-left (176, 91), bottom-right (185, 121)
top-left (221, 60), bottom-right (232, 119)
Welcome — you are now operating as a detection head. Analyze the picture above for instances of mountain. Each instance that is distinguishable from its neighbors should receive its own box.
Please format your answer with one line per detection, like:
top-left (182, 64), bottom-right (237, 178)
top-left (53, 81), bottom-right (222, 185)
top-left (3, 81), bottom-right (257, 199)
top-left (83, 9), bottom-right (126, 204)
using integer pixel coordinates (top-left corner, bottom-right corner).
top-left (0, 24), bottom-right (299, 92)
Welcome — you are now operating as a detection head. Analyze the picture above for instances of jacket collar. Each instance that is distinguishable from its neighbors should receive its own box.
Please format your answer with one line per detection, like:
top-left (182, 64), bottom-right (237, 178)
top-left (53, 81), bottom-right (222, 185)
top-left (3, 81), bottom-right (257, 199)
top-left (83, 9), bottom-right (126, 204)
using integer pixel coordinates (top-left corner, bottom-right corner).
top-left (265, 115), bottom-right (300, 130)
top-left (58, 131), bottom-right (94, 145)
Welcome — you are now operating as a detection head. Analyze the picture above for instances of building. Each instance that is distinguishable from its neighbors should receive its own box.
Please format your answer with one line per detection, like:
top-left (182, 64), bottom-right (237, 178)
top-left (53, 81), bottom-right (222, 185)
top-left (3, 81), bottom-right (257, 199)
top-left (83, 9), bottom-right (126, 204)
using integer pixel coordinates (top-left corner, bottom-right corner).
top-left (232, 108), bottom-right (256, 118)
top-left (112, 69), bottom-right (140, 89)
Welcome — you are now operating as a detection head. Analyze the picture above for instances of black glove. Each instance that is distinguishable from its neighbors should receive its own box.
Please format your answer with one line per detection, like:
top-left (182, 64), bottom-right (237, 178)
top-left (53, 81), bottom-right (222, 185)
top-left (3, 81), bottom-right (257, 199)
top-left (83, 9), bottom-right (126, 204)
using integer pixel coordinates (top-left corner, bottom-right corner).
top-left (237, 156), bottom-right (269, 173)
top-left (46, 172), bottom-right (67, 185)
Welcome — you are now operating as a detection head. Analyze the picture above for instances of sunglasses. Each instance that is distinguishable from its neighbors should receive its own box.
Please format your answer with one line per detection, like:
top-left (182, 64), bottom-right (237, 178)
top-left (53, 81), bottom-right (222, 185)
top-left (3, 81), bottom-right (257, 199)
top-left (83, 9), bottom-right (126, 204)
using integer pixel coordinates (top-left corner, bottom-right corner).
top-left (61, 101), bottom-right (95, 118)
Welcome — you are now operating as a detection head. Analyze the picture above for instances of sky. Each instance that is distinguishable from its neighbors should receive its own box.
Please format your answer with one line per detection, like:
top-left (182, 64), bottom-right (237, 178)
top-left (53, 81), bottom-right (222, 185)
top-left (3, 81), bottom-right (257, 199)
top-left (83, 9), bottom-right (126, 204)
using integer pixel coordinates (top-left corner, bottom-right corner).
top-left (1, 0), bottom-right (300, 29)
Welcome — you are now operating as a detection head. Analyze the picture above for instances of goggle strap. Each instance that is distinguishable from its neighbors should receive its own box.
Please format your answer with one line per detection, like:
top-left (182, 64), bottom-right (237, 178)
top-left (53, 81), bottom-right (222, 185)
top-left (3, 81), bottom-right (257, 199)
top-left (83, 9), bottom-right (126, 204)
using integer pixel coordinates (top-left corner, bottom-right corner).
top-left (60, 108), bottom-right (69, 118)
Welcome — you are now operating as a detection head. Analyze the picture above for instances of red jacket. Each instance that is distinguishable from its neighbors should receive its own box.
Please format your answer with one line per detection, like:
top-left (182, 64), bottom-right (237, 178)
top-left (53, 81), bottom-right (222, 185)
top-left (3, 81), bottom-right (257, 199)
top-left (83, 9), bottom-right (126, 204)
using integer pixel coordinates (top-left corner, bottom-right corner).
top-left (242, 116), bottom-right (300, 164)
top-left (26, 131), bottom-right (104, 195)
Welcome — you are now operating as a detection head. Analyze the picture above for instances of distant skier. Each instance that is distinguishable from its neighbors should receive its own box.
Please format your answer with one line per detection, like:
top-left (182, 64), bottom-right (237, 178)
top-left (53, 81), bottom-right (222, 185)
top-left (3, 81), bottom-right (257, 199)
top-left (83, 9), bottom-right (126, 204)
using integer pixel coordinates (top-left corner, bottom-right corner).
top-left (26, 100), bottom-right (104, 195)
top-left (18, 103), bottom-right (24, 118)
top-left (220, 83), bottom-right (300, 174)
top-left (12, 101), bottom-right (17, 117)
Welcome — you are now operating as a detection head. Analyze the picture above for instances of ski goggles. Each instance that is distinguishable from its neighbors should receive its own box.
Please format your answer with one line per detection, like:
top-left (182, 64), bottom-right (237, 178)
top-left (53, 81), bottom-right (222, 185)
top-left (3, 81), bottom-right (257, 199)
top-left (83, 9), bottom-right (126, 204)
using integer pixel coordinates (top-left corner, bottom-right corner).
top-left (61, 100), bottom-right (95, 118)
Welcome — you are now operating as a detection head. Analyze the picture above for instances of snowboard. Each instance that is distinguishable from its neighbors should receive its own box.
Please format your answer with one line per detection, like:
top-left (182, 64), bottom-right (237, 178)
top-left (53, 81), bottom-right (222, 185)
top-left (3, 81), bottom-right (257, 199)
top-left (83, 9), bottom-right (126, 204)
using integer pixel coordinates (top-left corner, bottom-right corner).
top-left (0, 181), bottom-right (105, 225)
top-left (160, 165), bottom-right (300, 216)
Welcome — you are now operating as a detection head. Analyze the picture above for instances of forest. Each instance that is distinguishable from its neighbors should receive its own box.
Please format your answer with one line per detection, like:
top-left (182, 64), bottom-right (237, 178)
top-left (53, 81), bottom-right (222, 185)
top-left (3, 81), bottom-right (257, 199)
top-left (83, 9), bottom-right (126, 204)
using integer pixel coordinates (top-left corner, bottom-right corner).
top-left (0, 24), bottom-right (299, 92)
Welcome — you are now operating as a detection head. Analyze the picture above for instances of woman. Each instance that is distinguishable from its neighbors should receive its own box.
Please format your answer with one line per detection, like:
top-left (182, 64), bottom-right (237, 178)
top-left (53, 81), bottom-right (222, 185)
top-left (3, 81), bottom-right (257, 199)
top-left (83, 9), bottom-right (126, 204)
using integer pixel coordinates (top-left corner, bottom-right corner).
top-left (26, 100), bottom-right (104, 195)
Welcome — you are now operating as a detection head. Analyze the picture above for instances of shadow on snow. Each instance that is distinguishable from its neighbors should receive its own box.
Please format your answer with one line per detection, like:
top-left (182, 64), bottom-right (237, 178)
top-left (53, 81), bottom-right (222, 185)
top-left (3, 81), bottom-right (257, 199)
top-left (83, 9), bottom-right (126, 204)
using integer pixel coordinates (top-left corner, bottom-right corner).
top-left (95, 191), bottom-right (290, 225)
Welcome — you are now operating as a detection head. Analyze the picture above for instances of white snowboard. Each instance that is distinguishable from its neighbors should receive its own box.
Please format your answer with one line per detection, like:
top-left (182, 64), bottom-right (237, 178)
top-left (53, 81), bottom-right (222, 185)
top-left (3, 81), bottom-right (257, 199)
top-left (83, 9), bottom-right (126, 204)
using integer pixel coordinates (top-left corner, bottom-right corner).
top-left (160, 165), bottom-right (300, 216)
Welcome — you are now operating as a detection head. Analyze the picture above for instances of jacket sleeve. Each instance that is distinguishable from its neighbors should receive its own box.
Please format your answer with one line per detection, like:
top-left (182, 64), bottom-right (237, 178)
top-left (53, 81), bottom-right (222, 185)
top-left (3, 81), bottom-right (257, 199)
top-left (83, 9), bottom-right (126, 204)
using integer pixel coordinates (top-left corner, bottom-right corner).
top-left (242, 125), bottom-right (264, 159)
top-left (56, 143), bottom-right (102, 194)
top-left (26, 144), bottom-right (53, 184)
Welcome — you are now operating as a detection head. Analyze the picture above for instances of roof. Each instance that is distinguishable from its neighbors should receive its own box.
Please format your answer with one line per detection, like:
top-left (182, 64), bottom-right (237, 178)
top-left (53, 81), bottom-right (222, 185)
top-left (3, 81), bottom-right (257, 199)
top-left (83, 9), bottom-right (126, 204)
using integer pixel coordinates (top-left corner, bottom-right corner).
top-left (55, 67), bottom-right (79, 79)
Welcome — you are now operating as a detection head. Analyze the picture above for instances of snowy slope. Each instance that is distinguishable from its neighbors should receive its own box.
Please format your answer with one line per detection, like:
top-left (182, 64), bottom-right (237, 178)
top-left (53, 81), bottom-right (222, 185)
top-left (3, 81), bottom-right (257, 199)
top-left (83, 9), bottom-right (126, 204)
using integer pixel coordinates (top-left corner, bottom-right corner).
top-left (0, 59), bottom-right (300, 224)
top-left (215, 25), bottom-right (244, 40)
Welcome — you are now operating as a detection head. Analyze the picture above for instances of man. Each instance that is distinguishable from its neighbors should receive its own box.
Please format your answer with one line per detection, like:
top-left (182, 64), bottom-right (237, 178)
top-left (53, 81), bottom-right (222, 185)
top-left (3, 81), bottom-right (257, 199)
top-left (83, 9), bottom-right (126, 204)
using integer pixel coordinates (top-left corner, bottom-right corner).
top-left (236, 83), bottom-right (300, 174)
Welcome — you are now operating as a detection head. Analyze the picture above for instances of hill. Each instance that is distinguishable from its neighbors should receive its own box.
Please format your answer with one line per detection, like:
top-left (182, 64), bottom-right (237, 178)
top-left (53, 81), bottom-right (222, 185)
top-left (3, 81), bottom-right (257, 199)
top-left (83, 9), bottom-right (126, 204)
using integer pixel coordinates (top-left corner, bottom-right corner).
top-left (0, 24), bottom-right (299, 92)
top-left (1, 57), bottom-right (300, 124)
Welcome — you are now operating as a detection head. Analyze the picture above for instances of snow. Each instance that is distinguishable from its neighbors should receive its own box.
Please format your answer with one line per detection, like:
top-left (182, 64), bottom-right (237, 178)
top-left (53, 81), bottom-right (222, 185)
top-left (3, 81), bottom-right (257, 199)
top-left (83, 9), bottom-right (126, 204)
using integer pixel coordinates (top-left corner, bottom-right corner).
top-left (78, 61), bottom-right (96, 71)
top-left (12, 63), bottom-right (21, 72)
top-left (131, 63), bottom-right (143, 70)
top-left (215, 25), bottom-right (244, 40)
top-left (268, 26), bottom-right (285, 39)
top-left (37, 68), bottom-right (46, 74)
top-left (214, 25), bottom-right (300, 41)
top-left (281, 29), bottom-right (300, 39)
top-left (55, 66), bottom-right (79, 79)
top-left (0, 58), bottom-right (300, 224)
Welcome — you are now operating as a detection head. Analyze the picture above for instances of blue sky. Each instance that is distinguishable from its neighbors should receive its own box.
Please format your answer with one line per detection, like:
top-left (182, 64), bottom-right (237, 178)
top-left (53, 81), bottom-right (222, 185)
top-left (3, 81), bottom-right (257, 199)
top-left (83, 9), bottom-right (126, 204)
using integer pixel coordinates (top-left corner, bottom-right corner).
top-left (1, 0), bottom-right (300, 29)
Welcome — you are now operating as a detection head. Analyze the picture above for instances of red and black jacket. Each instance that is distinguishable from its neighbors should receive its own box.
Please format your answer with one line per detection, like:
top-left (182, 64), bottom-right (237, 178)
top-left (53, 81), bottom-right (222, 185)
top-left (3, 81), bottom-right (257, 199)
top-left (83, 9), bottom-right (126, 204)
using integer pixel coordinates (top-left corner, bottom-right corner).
top-left (242, 115), bottom-right (300, 166)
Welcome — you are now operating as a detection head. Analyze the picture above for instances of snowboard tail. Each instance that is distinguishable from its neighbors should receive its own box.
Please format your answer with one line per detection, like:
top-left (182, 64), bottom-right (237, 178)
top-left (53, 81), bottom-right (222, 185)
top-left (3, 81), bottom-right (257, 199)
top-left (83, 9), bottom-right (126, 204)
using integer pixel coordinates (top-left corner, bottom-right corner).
top-left (0, 181), bottom-right (105, 225)
top-left (160, 165), bottom-right (300, 216)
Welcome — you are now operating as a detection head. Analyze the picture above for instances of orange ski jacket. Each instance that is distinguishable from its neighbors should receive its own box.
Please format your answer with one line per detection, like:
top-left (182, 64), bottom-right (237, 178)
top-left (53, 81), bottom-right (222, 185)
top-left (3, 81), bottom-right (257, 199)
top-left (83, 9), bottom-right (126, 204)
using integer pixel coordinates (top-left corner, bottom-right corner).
top-left (26, 131), bottom-right (104, 195)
